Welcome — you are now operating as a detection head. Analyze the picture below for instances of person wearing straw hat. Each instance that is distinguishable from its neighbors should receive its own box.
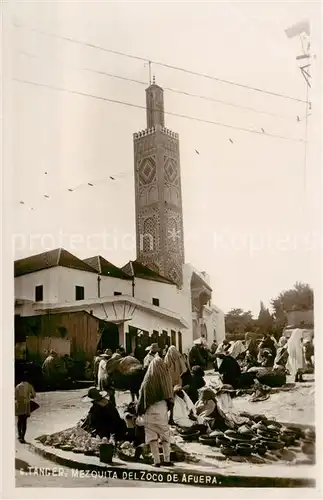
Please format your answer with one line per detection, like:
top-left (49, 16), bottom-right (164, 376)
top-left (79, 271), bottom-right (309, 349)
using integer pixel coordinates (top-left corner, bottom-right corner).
top-left (143, 343), bottom-right (159, 369)
top-left (81, 387), bottom-right (126, 442)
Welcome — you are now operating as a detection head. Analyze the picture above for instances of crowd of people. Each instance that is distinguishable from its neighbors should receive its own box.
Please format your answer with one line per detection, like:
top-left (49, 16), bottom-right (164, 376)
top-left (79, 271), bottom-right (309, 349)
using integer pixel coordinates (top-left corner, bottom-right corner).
top-left (15, 328), bottom-right (314, 466)
top-left (187, 329), bottom-right (314, 386)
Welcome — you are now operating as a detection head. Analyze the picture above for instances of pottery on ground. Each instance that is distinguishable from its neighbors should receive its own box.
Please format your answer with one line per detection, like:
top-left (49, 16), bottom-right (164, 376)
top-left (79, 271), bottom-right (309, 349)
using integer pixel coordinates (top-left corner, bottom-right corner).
top-left (198, 435), bottom-right (218, 446)
top-left (254, 444), bottom-right (267, 456)
top-left (220, 445), bottom-right (236, 457)
top-left (265, 440), bottom-right (284, 450)
top-left (209, 430), bottom-right (224, 438)
top-left (181, 431), bottom-right (200, 442)
top-left (216, 436), bottom-right (231, 447)
top-left (236, 443), bottom-right (253, 456)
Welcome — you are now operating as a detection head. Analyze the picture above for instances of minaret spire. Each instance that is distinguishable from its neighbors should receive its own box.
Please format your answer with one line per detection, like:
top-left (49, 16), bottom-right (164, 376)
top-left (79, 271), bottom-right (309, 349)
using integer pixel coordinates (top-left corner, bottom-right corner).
top-left (145, 79), bottom-right (165, 129)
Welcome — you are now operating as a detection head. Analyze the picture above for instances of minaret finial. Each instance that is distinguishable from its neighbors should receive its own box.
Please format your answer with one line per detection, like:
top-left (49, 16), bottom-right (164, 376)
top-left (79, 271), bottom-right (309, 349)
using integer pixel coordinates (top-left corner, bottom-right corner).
top-left (152, 74), bottom-right (156, 84)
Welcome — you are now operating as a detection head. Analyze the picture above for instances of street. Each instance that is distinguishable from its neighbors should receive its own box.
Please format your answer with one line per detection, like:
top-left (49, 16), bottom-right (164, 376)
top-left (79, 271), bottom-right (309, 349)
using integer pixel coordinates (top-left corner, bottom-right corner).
top-left (15, 376), bottom-right (315, 488)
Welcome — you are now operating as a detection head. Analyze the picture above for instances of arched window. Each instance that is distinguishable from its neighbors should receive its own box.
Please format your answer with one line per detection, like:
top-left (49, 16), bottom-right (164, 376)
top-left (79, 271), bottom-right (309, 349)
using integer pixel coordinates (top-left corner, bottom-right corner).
top-left (141, 217), bottom-right (155, 252)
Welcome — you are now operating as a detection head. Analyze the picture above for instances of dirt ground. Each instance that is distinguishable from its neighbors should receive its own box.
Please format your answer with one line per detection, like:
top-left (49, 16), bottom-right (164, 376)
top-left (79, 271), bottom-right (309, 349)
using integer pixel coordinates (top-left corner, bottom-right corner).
top-left (215, 373), bottom-right (315, 427)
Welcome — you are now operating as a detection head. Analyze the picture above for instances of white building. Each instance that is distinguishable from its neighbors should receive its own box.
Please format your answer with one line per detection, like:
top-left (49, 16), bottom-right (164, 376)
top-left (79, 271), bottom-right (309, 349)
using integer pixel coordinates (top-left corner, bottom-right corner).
top-left (15, 249), bottom-right (224, 355)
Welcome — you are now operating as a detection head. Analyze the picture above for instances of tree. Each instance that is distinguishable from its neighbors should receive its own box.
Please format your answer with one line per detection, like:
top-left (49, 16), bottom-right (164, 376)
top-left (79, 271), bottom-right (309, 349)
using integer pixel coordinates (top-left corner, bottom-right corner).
top-left (256, 301), bottom-right (274, 334)
top-left (271, 282), bottom-right (313, 314)
top-left (271, 282), bottom-right (314, 334)
top-left (225, 308), bottom-right (255, 335)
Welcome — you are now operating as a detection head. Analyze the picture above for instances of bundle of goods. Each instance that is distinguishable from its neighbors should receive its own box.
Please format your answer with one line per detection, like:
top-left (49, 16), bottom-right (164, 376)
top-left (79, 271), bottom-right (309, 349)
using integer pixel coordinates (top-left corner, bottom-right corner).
top-left (118, 356), bottom-right (142, 375)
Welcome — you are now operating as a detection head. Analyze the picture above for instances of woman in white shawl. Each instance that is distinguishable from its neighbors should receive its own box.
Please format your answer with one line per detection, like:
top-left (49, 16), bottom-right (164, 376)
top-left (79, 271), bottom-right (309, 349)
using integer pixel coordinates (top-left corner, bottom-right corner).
top-left (287, 329), bottom-right (305, 382)
top-left (172, 385), bottom-right (205, 430)
top-left (228, 340), bottom-right (246, 361)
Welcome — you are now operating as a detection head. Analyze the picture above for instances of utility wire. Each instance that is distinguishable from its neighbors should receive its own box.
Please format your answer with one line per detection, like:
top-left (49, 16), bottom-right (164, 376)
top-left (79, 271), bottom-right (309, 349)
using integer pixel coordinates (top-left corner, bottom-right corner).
top-left (13, 22), bottom-right (307, 104)
top-left (18, 50), bottom-right (298, 121)
top-left (17, 169), bottom-right (132, 211)
top-left (13, 77), bottom-right (305, 143)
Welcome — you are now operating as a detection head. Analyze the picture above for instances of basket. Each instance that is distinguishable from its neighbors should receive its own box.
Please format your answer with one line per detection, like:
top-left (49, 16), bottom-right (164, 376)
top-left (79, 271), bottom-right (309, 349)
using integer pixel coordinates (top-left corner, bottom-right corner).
top-left (99, 443), bottom-right (114, 463)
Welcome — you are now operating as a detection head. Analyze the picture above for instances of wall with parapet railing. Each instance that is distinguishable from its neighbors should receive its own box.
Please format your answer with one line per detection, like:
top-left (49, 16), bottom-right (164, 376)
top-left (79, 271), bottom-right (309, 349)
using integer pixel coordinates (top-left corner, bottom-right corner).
top-left (133, 127), bottom-right (156, 139)
top-left (133, 126), bottom-right (179, 140)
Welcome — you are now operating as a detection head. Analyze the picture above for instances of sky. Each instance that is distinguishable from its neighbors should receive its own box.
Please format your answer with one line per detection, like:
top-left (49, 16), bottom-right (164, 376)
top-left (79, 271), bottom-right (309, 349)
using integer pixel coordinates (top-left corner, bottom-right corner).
top-left (9, 0), bottom-right (322, 315)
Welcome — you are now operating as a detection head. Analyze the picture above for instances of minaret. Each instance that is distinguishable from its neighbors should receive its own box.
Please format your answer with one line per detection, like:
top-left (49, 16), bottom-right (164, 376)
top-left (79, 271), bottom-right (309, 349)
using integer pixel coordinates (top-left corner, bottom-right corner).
top-left (133, 79), bottom-right (185, 287)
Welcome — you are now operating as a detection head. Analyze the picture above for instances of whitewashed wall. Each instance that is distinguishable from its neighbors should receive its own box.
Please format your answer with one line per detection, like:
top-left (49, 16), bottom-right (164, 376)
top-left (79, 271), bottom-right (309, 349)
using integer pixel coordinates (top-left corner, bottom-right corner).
top-left (14, 262), bottom-right (224, 354)
top-left (100, 275), bottom-right (132, 297)
top-left (15, 268), bottom-right (61, 302)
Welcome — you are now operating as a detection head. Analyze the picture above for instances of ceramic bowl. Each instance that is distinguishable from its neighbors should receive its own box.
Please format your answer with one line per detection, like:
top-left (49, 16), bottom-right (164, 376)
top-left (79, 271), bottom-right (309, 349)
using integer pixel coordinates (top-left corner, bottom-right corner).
top-left (283, 424), bottom-right (303, 438)
top-left (209, 430), bottom-right (224, 438)
top-left (257, 429), bottom-right (278, 440)
top-left (181, 431), bottom-right (200, 441)
top-left (254, 444), bottom-right (267, 456)
top-left (266, 420), bottom-right (282, 428)
top-left (236, 443), bottom-right (253, 456)
top-left (220, 445), bottom-right (236, 457)
top-left (199, 435), bottom-right (217, 446)
top-left (254, 422), bottom-right (267, 432)
top-left (216, 436), bottom-right (231, 447)
top-left (224, 430), bottom-right (237, 438)
top-left (265, 440), bottom-right (284, 450)
top-left (238, 425), bottom-right (254, 436)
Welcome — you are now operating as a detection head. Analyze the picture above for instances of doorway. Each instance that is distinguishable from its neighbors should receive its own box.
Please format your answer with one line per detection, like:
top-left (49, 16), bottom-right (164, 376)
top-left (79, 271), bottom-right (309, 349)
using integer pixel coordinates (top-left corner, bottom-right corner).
top-left (97, 321), bottom-right (119, 352)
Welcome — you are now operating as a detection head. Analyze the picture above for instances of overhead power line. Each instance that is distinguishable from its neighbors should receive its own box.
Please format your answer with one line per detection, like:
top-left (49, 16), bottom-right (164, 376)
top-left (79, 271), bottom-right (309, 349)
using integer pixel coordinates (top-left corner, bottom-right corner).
top-left (18, 50), bottom-right (298, 121)
top-left (17, 170), bottom-right (132, 212)
top-left (13, 22), bottom-right (307, 104)
top-left (13, 77), bottom-right (304, 143)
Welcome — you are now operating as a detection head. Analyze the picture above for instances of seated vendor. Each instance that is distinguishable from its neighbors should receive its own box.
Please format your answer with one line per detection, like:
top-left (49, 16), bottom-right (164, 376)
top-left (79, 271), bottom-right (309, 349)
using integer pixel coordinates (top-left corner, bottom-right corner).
top-left (124, 402), bottom-right (145, 461)
top-left (215, 353), bottom-right (241, 388)
top-left (195, 387), bottom-right (227, 430)
top-left (81, 387), bottom-right (127, 444)
top-left (274, 337), bottom-right (289, 368)
top-left (172, 385), bottom-right (206, 433)
top-left (258, 347), bottom-right (274, 368)
top-left (181, 365), bottom-right (206, 404)
top-left (241, 349), bottom-right (258, 372)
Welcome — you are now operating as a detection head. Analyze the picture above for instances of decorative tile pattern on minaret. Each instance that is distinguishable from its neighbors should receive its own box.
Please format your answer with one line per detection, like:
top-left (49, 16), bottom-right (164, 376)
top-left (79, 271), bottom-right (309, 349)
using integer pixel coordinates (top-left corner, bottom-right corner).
top-left (133, 81), bottom-right (185, 287)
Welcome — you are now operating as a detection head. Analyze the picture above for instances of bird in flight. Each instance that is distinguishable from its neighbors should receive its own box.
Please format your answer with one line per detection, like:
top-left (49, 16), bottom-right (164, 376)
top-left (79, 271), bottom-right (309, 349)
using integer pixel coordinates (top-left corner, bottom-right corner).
top-left (297, 116), bottom-right (300, 122)
top-left (195, 149), bottom-right (200, 155)
top-left (229, 139), bottom-right (234, 144)
top-left (110, 176), bottom-right (115, 180)
top-left (44, 195), bottom-right (50, 199)
top-left (261, 128), bottom-right (265, 133)
top-left (88, 183), bottom-right (94, 187)
top-left (68, 189), bottom-right (73, 192)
